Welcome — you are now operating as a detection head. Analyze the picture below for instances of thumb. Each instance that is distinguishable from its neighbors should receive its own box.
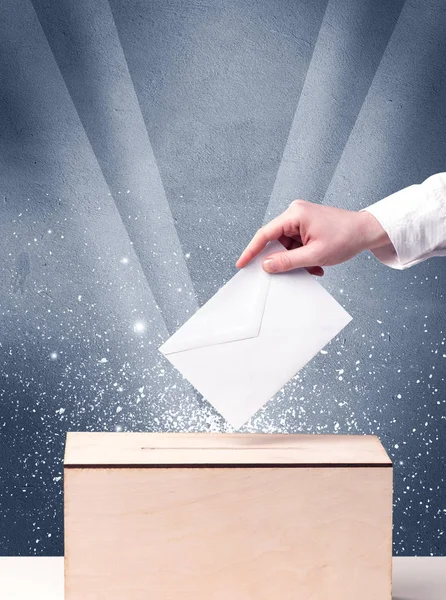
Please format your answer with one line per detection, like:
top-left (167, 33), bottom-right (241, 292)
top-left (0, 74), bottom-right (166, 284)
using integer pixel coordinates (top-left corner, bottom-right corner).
top-left (262, 243), bottom-right (323, 273)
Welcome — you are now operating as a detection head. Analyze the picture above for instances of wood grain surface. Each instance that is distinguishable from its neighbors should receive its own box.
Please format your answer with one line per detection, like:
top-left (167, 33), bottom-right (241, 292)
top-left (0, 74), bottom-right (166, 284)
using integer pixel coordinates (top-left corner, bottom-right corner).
top-left (64, 432), bottom-right (392, 466)
top-left (65, 463), bottom-right (393, 599)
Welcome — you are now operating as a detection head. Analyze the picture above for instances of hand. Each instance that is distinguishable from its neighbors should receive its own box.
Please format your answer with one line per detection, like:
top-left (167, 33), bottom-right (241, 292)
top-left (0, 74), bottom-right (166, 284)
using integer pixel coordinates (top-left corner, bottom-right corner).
top-left (236, 200), bottom-right (391, 274)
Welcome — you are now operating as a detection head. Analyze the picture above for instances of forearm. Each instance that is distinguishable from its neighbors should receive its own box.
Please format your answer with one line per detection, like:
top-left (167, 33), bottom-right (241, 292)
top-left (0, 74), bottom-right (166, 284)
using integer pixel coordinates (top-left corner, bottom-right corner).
top-left (361, 172), bottom-right (446, 269)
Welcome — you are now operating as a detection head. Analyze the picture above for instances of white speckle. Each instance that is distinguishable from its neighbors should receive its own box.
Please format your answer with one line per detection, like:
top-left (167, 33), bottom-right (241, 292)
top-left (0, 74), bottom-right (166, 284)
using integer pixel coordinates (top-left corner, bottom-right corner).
top-left (77, 295), bottom-right (82, 301)
top-left (120, 257), bottom-right (129, 264)
top-left (320, 350), bottom-right (328, 355)
top-left (133, 321), bottom-right (146, 333)
top-left (99, 358), bottom-right (108, 364)
top-left (50, 352), bottom-right (58, 360)
top-left (116, 406), bottom-right (122, 413)
top-left (394, 444), bottom-right (399, 449)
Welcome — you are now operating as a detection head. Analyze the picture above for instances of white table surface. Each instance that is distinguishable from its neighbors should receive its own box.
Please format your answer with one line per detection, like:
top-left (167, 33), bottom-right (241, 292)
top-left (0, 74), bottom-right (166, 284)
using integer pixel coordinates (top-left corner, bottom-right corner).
top-left (0, 557), bottom-right (445, 599)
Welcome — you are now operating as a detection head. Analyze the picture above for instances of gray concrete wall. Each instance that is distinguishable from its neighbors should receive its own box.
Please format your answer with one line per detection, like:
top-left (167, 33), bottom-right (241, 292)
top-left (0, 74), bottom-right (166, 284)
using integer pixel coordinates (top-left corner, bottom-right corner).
top-left (0, 0), bottom-right (445, 555)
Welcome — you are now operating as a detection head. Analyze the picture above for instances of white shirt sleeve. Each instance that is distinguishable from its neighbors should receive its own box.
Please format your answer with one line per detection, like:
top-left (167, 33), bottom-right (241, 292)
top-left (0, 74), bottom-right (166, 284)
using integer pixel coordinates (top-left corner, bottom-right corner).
top-left (363, 172), bottom-right (446, 269)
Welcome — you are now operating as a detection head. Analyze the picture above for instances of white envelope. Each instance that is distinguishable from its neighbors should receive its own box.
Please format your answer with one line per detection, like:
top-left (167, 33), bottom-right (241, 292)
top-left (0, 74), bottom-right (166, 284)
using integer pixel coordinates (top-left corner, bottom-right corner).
top-left (159, 240), bottom-right (352, 429)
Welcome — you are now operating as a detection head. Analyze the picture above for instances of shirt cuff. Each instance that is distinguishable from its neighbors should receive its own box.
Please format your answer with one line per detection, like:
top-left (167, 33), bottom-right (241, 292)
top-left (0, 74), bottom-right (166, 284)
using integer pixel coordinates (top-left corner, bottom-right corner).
top-left (362, 174), bottom-right (446, 269)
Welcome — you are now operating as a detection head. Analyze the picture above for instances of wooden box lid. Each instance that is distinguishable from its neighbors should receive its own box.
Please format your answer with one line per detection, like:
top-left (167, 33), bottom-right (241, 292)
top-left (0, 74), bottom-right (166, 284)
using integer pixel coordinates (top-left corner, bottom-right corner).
top-left (64, 432), bottom-right (392, 468)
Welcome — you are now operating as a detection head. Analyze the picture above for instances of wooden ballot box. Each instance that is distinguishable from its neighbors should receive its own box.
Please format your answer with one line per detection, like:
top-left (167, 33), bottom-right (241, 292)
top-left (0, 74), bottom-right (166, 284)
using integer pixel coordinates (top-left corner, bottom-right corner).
top-left (64, 432), bottom-right (393, 599)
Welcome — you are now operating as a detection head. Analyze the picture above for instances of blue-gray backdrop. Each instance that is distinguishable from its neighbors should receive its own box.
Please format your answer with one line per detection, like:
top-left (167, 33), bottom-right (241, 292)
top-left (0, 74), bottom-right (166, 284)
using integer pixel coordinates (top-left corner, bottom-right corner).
top-left (0, 0), bottom-right (445, 555)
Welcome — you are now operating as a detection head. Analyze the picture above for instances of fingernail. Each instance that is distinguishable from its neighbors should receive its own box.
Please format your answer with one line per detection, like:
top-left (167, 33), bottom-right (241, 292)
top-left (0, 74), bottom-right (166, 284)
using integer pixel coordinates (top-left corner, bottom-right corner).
top-left (263, 258), bottom-right (276, 273)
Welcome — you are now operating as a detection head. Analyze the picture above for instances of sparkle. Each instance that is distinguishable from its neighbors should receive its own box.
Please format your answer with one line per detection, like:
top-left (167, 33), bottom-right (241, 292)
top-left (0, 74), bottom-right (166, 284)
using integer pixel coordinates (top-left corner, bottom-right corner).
top-left (50, 352), bottom-right (58, 360)
top-left (120, 257), bottom-right (129, 264)
top-left (133, 321), bottom-right (146, 333)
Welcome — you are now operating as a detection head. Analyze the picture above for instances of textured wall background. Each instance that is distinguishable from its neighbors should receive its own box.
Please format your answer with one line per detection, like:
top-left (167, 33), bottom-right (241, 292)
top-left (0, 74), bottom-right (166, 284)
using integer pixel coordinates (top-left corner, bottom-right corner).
top-left (1, 0), bottom-right (445, 555)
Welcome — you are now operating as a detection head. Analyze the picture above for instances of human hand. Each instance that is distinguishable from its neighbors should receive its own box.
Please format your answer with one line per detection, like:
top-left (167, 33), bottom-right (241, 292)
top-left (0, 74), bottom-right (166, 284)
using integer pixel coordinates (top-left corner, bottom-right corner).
top-left (236, 200), bottom-right (391, 275)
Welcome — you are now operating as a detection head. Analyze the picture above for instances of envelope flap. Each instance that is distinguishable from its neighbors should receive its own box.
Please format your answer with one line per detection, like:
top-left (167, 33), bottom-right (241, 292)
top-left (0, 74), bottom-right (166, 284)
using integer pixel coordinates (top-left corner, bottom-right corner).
top-left (159, 243), bottom-right (278, 355)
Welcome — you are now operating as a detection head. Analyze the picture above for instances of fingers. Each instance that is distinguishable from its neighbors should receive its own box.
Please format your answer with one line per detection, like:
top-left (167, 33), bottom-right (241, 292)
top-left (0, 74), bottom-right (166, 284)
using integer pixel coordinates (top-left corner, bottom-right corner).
top-left (278, 234), bottom-right (302, 250)
top-left (262, 243), bottom-right (324, 273)
top-left (278, 234), bottom-right (293, 249)
top-left (235, 215), bottom-right (289, 268)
